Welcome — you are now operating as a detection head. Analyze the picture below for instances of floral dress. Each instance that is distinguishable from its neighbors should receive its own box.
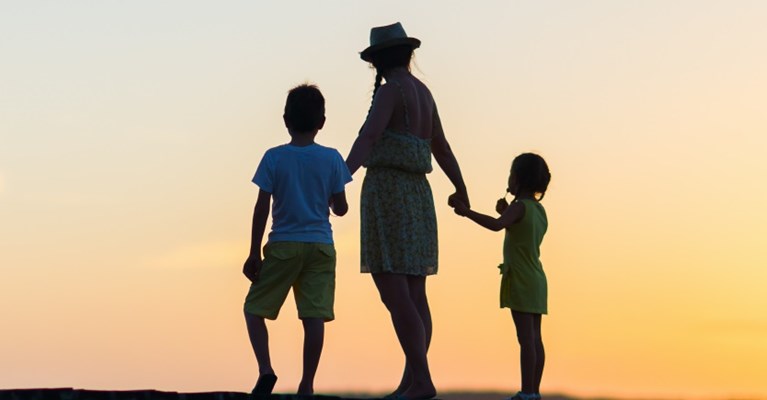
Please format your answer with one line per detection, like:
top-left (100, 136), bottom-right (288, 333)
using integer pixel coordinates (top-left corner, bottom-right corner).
top-left (360, 81), bottom-right (438, 276)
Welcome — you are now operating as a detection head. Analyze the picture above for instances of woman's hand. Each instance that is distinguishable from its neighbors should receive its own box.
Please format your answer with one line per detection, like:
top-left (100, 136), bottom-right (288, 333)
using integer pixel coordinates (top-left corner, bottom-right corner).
top-left (448, 193), bottom-right (470, 217)
top-left (448, 191), bottom-right (470, 209)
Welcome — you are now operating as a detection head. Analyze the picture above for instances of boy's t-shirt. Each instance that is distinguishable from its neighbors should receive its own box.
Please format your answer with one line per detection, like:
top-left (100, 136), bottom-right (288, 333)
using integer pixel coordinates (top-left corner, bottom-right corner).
top-left (253, 143), bottom-right (352, 244)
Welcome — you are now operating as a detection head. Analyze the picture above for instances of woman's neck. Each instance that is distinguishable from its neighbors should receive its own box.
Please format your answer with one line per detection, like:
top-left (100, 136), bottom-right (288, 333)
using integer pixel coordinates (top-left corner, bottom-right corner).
top-left (383, 67), bottom-right (410, 80)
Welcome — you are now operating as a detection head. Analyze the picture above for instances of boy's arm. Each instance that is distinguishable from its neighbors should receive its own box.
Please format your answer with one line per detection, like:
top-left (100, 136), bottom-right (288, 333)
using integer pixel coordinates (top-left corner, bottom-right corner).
top-left (330, 190), bottom-right (349, 216)
top-left (454, 200), bottom-right (525, 232)
top-left (243, 189), bottom-right (271, 282)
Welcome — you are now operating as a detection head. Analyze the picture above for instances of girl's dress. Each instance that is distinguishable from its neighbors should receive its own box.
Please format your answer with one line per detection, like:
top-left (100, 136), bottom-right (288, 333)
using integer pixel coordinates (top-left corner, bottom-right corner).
top-left (360, 81), bottom-right (438, 276)
top-left (500, 198), bottom-right (548, 314)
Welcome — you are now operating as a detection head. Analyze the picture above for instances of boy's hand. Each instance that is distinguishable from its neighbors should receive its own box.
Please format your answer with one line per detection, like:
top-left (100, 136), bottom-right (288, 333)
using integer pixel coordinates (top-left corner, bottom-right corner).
top-left (242, 255), bottom-right (263, 283)
top-left (496, 198), bottom-right (509, 215)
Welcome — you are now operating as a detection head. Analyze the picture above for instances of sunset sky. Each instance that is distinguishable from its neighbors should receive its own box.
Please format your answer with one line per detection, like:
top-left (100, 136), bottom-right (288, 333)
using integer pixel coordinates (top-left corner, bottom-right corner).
top-left (2, 2), bottom-right (766, 399)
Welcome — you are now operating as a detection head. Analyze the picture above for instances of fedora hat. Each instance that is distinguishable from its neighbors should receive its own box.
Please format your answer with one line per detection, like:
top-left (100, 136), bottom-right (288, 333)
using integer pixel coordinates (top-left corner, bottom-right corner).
top-left (360, 22), bottom-right (421, 61)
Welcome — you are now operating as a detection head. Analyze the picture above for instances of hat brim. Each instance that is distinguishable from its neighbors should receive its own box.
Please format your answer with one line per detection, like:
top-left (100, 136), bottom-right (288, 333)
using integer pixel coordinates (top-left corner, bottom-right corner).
top-left (360, 37), bottom-right (421, 61)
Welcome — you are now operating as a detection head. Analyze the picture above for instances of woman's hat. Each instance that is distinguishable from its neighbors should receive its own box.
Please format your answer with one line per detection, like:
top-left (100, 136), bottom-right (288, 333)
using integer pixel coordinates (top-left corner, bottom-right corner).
top-left (360, 22), bottom-right (421, 62)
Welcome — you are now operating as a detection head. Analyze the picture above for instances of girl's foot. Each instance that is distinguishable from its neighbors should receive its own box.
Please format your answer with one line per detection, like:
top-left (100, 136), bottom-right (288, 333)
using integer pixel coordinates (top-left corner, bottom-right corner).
top-left (507, 392), bottom-right (540, 400)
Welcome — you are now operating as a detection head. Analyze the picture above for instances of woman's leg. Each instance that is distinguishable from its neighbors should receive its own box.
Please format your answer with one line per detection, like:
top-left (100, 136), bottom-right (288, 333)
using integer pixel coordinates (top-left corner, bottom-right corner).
top-left (392, 275), bottom-right (433, 395)
top-left (373, 273), bottom-right (436, 399)
top-left (511, 310), bottom-right (543, 395)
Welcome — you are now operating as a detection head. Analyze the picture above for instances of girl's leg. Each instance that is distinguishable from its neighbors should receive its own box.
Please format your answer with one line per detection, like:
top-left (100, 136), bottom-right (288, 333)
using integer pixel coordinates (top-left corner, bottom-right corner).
top-left (372, 273), bottom-right (436, 399)
top-left (511, 310), bottom-right (542, 395)
top-left (393, 276), bottom-right (433, 395)
top-left (532, 314), bottom-right (544, 394)
top-left (298, 317), bottom-right (325, 395)
top-left (244, 311), bottom-right (275, 376)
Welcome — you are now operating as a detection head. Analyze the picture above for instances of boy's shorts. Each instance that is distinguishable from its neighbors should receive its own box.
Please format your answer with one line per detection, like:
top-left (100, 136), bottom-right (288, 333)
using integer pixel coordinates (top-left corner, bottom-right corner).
top-left (244, 241), bottom-right (336, 321)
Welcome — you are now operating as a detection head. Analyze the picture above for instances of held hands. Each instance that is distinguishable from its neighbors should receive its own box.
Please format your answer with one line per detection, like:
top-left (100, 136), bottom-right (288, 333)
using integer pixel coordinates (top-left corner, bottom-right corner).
top-left (242, 255), bottom-right (263, 283)
top-left (448, 192), bottom-right (470, 217)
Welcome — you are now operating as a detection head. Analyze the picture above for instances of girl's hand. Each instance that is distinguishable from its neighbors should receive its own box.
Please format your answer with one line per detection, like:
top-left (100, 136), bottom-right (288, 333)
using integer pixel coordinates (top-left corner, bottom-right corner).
top-left (453, 201), bottom-right (470, 216)
top-left (496, 198), bottom-right (509, 215)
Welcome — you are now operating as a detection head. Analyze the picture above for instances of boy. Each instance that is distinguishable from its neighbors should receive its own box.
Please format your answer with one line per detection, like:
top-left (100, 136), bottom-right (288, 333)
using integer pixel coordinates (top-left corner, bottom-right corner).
top-left (242, 84), bottom-right (352, 396)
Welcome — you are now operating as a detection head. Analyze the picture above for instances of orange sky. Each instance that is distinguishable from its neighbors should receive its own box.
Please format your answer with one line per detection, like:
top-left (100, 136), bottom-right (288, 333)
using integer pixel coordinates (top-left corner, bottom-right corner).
top-left (1, 2), bottom-right (766, 399)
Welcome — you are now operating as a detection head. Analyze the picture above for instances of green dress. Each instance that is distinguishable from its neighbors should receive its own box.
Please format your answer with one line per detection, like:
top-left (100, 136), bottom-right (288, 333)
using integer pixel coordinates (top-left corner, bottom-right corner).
top-left (500, 199), bottom-right (548, 314)
top-left (360, 82), bottom-right (438, 276)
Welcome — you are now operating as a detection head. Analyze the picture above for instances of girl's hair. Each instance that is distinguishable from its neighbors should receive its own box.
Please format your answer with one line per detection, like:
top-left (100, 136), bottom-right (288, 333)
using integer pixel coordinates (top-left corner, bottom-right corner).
top-left (360, 45), bottom-right (415, 130)
top-left (511, 153), bottom-right (551, 200)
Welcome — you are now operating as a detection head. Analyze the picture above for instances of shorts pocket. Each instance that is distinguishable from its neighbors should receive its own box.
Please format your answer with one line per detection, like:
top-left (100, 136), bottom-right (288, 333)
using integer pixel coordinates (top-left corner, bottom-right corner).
top-left (317, 245), bottom-right (336, 258)
top-left (265, 242), bottom-right (300, 260)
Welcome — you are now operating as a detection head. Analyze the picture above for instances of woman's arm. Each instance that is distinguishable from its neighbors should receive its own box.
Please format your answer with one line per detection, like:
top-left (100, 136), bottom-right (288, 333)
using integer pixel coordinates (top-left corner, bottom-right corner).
top-left (345, 85), bottom-right (397, 175)
top-left (431, 105), bottom-right (470, 207)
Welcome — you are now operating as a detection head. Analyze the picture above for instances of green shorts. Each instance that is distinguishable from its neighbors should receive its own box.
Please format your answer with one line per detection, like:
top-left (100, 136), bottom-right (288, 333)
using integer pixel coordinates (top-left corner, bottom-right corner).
top-left (244, 241), bottom-right (336, 321)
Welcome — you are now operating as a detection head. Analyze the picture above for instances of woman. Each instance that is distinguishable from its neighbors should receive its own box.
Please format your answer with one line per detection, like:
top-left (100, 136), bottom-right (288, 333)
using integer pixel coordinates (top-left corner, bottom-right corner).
top-left (346, 22), bottom-right (470, 400)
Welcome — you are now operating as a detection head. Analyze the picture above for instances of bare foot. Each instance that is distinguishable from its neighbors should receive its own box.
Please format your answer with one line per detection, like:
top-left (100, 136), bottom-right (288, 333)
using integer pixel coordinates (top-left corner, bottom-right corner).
top-left (297, 382), bottom-right (313, 396)
top-left (401, 381), bottom-right (436, 400)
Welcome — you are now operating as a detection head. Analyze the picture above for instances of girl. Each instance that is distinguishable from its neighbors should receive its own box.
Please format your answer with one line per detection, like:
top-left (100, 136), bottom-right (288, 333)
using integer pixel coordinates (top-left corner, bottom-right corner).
top-left (451, 153), bottom-right (551, 400)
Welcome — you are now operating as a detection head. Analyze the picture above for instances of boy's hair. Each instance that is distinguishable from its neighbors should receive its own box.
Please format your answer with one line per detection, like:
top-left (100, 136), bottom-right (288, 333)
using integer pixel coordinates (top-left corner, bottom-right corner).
top-left (284, 84), bottom-right (325, 133)
top-left (512, 153), bottom-right (551, 200)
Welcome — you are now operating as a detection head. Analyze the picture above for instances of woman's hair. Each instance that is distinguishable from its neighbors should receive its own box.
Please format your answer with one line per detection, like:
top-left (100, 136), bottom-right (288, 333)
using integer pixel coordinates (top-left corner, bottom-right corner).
top-left (511, 153), bottom-right (551, 200)
top-left (284, 84), bottom-right (325, 133)
top-left (361, 45), bottom-right (415, 127)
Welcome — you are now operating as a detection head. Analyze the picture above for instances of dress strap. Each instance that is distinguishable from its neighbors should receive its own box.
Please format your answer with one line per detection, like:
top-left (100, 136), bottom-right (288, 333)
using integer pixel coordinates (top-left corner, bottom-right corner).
top-left (389, 79), bottom-right (410, 133)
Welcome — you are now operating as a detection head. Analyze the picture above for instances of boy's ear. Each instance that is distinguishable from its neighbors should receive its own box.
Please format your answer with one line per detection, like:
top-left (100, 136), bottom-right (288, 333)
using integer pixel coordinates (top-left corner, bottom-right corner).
top-left (317, 116), bottom-right (326, 130)
top-left (283, 114), bottom-right (291, 129)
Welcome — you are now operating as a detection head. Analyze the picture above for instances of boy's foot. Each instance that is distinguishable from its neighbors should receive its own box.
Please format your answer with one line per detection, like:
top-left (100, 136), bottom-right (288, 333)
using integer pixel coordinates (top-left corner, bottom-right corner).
top-left (252, 373), bottom-right (278, 395)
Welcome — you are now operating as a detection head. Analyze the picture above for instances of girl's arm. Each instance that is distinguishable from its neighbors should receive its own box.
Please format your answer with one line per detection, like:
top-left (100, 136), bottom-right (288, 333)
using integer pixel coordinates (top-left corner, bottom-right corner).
top-left (454, 199), bottom-right (525, 232)
top-left (431, 105), bottom-right (470, 207)
top-left (345, 85), bottom-right (397, 175)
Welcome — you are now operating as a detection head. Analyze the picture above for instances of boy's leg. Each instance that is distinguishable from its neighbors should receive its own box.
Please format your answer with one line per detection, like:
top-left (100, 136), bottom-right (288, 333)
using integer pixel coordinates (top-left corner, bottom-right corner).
top-left (244, 311), bottom-right (274, 376)
top-left (298, 317), bottom-right (325, 395)
top-left (243, 242), bottom-right (304, 393)
top-left (511, 310), bottom-right (539, 395)
top-left (293, 243), bottom-right (336, 395)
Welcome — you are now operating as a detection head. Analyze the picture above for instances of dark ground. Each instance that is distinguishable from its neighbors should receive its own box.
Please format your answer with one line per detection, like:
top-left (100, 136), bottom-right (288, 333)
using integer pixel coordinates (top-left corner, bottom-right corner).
top-left (0, 389), bottom-right (581, 400)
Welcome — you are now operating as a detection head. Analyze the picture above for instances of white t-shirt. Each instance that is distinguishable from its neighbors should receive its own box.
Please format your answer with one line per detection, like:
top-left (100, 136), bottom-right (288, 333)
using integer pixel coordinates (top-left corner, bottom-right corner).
top-left (253, 143), bottom-right (352, 244)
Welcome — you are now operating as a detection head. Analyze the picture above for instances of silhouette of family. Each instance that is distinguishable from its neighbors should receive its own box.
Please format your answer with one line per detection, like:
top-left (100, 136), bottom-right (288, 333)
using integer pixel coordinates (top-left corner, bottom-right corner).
top-left (241, 23), bottom-right (551, 400)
